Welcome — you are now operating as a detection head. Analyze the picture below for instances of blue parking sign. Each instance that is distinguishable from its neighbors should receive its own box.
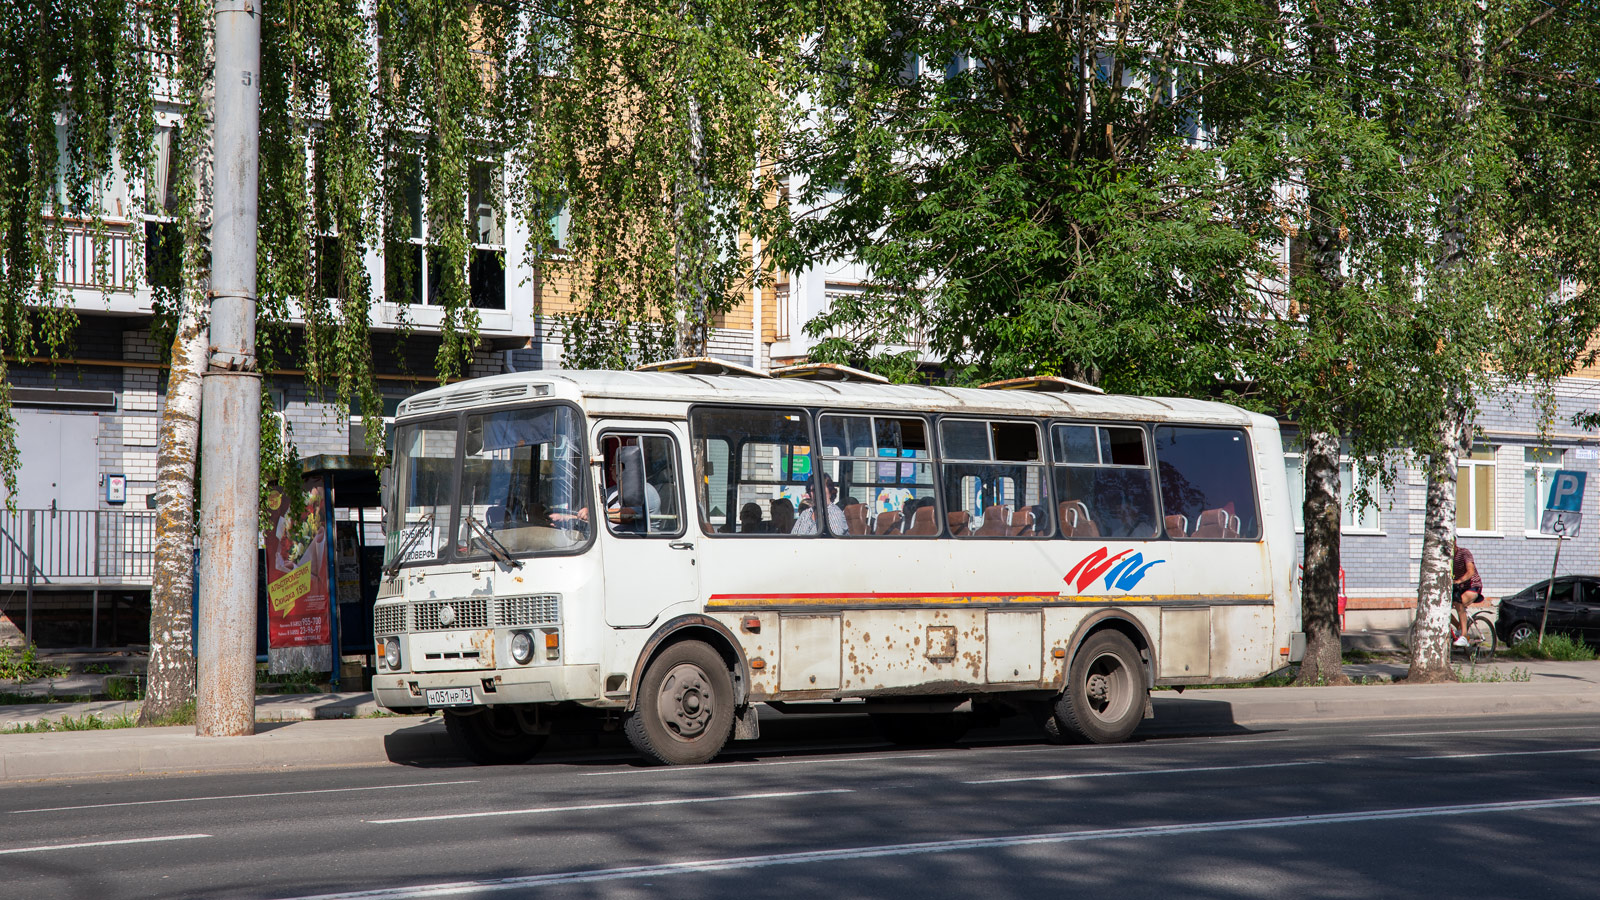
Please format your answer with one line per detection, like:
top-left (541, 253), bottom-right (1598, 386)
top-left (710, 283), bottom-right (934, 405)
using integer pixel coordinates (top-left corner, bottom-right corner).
top-left (1546, 469), bottom-right (1586, 513)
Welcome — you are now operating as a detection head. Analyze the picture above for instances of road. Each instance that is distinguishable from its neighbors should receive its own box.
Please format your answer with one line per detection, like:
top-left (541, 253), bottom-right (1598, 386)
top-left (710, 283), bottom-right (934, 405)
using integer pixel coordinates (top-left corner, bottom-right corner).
top-left (4, 711), bottom-right (1600, 899)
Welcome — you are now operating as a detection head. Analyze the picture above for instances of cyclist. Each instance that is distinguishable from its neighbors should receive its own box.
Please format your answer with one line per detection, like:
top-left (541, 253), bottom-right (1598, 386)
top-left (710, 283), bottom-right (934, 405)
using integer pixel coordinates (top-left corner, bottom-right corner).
top-left (1452, 543), bottom-right (1483, 647)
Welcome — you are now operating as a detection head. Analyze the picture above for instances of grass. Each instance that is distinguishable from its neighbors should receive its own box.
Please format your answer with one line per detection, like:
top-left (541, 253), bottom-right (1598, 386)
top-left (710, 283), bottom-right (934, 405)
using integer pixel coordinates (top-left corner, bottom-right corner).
top-left (1455, 665), bottom-right (1533, 683)
top-left (4, 711), bottom-right (138, 733)
top-left (104, 675), bottom-right (143, 702)
top-left (1502, 632), bottom-right (1598, 661)
top-left (82, 663), bottom-right (115, 675)
top-left (0, 645), bottom-right (69, 682)
top-left (141, 699), bottom-right (195, 727)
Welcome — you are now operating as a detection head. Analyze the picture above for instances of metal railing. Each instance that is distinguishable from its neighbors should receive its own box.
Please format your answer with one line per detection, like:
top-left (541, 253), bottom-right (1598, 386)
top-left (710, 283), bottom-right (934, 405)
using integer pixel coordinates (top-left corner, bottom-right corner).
top-left (54, 222), bottom-right (139, 290)
top-left (0, 509), bottom-right (157, 645)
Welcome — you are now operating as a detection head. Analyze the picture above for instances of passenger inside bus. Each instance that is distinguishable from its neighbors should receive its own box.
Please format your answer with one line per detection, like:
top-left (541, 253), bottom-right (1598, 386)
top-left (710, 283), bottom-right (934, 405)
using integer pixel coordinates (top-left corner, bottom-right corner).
top-left (794, 473), bottom-right (847, 535)
top-left (605, 444), bottom-right (659, 532)
top-left (770, 497), bottom-right (796, 534)
top-left (739, 502), bottom-right (768, 533)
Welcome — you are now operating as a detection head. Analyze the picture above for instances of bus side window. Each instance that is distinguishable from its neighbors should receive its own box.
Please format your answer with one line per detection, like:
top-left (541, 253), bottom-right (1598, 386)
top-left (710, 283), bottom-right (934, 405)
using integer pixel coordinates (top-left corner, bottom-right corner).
top-left (599, 432), bottom-right (684, 538)
top-left (1153, 425), bottom-right (1260, 540)
top-left (1051, 423), bottom-right (1158, 539)
top-left (689, 407), bottom-right (815, 536)
top-left (938, 419), bottom-right (1051, 538)
top-left (820, 413), bottom-right (936, 536)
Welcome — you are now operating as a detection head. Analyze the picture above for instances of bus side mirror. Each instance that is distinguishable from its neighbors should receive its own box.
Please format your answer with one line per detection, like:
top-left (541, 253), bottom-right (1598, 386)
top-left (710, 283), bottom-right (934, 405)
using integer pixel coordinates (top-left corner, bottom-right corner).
top-left (379, 466), bottom-right (393, 512)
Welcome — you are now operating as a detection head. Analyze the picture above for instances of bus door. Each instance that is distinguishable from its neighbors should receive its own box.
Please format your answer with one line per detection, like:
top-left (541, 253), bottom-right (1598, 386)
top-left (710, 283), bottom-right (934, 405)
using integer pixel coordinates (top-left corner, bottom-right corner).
top-left (594, 423), bottom-right (699, 628)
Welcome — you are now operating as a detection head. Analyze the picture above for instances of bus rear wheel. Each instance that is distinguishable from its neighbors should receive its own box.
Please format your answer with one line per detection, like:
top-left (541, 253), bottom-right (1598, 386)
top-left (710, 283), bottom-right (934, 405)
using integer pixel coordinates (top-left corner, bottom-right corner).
top-left (1054, 631), bottom-right (1147, 744)
top-left (624, 641), bottom-right (735, 765)
top-left (443, 707), bottom-right (548, 765)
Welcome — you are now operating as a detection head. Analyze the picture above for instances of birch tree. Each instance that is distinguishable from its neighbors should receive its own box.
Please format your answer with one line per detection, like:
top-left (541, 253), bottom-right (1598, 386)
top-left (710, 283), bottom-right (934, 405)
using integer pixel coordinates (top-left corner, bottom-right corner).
top-left (1404, 0), bottom-right (1600, 680)
top-left (141, 0), bottom-right (212, 723)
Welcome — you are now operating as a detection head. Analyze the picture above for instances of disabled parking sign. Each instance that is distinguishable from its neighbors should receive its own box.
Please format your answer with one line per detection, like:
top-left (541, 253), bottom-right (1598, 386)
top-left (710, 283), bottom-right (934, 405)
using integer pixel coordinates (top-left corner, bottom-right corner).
top-left (1541, 469), bottom-right (1585, 536)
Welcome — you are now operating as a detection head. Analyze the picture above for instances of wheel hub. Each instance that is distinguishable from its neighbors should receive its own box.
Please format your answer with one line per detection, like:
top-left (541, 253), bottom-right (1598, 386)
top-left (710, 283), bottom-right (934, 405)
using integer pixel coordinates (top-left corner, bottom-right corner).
top-left (659, 662), bottom-right (713, 739)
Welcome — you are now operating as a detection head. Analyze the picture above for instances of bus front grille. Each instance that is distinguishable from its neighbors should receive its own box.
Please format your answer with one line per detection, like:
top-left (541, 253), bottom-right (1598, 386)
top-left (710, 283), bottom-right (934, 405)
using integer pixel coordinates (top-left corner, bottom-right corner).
top-left (373, 603), bottom-right (405, 636)
top-left (413, 598), bottom-right (491, 631)
top-left (497, 595), bottom-right (560, 627)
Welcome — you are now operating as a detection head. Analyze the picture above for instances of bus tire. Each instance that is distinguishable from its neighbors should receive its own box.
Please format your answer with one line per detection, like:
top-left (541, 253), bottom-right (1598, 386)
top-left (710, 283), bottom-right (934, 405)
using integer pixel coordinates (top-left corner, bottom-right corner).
top-left (443, 707), bottom-right (548, 765)
top-left (870, 712), bottom-right (970, 747)
top-left (624, 641), bottom-right (735, 765)
top-left (1055, 630), bottom-right (1147, 744)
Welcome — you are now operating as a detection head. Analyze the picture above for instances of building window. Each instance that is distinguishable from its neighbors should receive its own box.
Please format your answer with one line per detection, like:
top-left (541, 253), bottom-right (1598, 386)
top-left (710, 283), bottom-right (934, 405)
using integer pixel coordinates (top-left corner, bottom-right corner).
top-left (384, 157), bottom-right (506, 309)
top-left (1524, 447), bottom-right (1567, 533)
top-left (1457, 446), bottom-right (1498, 534)
top-left (1281, 452), bottom-right (1380, 533)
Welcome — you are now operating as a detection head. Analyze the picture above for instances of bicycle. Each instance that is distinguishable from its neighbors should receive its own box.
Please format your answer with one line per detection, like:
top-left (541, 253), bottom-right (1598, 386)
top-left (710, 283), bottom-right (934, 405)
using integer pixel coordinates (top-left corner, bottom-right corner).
top-left (1451, 610), bottom-right (1498, 665)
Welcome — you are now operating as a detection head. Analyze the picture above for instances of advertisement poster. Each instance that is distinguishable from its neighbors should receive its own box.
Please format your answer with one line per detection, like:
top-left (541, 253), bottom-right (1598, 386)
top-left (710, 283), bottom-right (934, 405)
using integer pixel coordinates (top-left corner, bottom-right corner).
top-left (265, 477), bottom-right (332, 670)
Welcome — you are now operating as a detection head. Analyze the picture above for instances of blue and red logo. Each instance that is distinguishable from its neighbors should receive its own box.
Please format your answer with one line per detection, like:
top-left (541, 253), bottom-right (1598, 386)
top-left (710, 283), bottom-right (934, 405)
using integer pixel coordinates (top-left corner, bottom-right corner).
top-left (1064, 547), bottom-right (1164, 593)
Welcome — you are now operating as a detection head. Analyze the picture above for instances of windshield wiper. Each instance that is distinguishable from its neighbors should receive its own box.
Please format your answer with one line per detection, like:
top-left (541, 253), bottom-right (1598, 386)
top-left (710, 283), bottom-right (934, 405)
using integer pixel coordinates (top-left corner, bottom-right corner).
top-left (464, 514), bottom-right (524, 569)
top-left (382, 513), bottom-right (433, 578)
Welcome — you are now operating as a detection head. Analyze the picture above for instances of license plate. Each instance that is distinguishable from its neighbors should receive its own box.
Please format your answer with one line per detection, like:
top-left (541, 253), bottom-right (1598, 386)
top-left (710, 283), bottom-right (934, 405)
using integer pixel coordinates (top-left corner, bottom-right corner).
top-left (425, 687), bottom-right (475, 707)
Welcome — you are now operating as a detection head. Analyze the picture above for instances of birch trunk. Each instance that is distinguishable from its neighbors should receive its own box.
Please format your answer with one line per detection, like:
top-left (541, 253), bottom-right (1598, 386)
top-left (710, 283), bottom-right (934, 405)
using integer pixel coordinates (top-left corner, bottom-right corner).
top-left (140, 23), bottom-right (214, 725)
top-left (1296, 427), bottom-right (1348, 684)
top-left (1407, 402), bottom-right (1468, 682)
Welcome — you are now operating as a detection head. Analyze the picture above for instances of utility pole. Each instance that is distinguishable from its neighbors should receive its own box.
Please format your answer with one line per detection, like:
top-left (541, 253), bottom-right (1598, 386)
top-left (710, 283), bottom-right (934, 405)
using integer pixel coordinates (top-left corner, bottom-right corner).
top-left (196, 0), bottom-right (261, 737)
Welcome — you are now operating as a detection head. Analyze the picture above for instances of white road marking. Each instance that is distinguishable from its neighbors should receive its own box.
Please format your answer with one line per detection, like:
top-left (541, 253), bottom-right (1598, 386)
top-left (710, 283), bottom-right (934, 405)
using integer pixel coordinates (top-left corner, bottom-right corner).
top-left (271, 795), bottom-right (1600, 899)
top-left (586, 753), bottom-right (938, 775)
top-left (0, 834), bottom-right (210, 856)
top-left (1373, 726), bottom-right (1600, 738)
top-left (965, 761), bottom-right (1315, 785)
top-left (1206, 737), bottom-right (1303, 745)
top-left (12, 780), bottom-right (478, 814)
top-left (1409, 747), bottom-right (1600, 761)
top-left (367, 788), bottom-right (854, 824)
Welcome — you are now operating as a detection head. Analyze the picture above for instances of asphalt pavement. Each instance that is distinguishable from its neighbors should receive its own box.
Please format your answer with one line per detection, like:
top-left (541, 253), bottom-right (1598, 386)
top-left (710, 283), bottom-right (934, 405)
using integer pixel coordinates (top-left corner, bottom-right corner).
top-left (6, 710), bottom-right (1600, 899)
top-left (1, 656), bottom-right (1597, 784)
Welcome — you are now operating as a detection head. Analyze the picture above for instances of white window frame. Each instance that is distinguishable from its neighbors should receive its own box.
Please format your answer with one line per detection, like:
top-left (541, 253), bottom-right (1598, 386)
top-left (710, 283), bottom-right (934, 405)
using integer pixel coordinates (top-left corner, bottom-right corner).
top-left (389, 156), bottom-right (507, 307)
top-left (1456, 445), bottom-right (1499, 536)
top-left (1524, 446), bottom-right (1567, 537)
top-left (1282, 452), bottom-right (1383, 534)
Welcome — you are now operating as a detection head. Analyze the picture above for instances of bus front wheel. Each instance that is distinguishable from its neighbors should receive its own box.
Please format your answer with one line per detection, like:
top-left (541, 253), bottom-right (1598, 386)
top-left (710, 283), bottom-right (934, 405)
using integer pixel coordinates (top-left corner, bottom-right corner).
top-left (443, 707), bottom-right (548, 765)
top-left (624, 641), bottom-right (735, 765)
top-left (1054, 631), bottom-right (1147, 744)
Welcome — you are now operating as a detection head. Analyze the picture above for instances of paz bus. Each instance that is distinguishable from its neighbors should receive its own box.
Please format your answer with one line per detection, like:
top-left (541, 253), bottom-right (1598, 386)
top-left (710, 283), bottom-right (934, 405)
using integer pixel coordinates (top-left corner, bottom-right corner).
top-left (371, 362), bottom-right (1301, 765)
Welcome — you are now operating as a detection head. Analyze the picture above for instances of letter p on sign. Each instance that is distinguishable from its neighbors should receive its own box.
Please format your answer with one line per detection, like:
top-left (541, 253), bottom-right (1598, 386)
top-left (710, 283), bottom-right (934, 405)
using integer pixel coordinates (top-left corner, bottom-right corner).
top-left (1546, 470), bottom-right (1586, 513)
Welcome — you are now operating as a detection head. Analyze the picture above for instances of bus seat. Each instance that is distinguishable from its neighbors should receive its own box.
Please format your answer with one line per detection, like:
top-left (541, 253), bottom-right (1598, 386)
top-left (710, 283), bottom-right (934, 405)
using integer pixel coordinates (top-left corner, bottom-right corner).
top-left (946, 510), bottom-right (971, 536)
top-left (845, 503), bottom-right (869, 536)
top-left (907, 506), bottom-right (938, 535)
top-left (1059, 500), bottom-right (1098, 537)
top-left (1194, 508), bottom-right (1229, 538)
top-left (1164, 514), bottom-right (1189, 537)
top-left (874, 509), bottom-right (903, 535)
top-left (1225, 512), bottom-right (1242, 539)
top-left (975, 504), bottom-right (1010, 536)
top-left (1008, 508), bottom-right (1035, 536)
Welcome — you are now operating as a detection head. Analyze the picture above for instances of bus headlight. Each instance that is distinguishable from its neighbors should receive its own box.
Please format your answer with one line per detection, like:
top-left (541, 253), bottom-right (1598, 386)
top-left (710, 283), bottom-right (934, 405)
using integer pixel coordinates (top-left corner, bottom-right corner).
top-left (509, 630), bottom-right (535, 665)
top-left (383, 637), bottom-right (401, 670)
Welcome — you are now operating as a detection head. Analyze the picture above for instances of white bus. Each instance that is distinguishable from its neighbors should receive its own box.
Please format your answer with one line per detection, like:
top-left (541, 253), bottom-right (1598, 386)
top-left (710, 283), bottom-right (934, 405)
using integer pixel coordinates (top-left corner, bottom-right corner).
top-left (372, 368), bottom-right (1301, 765)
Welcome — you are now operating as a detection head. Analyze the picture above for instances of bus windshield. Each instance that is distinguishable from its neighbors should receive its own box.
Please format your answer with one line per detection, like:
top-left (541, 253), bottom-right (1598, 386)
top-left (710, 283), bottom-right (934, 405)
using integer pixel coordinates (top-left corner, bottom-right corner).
top-left (385, 405), bottom-right (589, 569)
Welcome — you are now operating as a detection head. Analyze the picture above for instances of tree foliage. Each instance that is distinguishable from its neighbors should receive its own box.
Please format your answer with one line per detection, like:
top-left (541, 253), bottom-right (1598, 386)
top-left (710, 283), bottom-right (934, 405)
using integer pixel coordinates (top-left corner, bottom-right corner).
top-left (505, 0), bottom-right (829, 368)
top-left (0, 0), bottom-right (154, 500)
top-left (775, 1), bottom-right (1286, 394)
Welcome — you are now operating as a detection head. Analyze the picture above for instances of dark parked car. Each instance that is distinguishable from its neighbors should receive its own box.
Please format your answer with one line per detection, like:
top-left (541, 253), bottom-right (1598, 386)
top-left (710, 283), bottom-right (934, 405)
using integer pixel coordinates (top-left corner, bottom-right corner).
top-left (1494, 576), bottom-right (1600, 647)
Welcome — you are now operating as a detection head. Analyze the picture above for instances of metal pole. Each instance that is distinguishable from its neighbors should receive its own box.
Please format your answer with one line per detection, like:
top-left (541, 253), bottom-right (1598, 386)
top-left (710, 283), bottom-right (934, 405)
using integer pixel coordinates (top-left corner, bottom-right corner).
top-left (24, 510), bottom-right (34, 646)
top-left (1538, 523), bottom-right (1566, 644)
top-left (196, 0), bottom-right (261, 737)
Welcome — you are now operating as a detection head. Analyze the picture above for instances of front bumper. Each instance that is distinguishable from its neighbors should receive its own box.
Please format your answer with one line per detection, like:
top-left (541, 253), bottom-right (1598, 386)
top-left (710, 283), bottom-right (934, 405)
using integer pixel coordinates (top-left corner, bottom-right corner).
top-left (373, 664), bottom-right (603, 711)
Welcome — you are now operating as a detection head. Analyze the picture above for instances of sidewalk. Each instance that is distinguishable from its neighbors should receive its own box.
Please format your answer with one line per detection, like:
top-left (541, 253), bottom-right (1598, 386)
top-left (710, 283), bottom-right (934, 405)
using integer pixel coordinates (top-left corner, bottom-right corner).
top-left (1, 658), bottom-right (1597, 784)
